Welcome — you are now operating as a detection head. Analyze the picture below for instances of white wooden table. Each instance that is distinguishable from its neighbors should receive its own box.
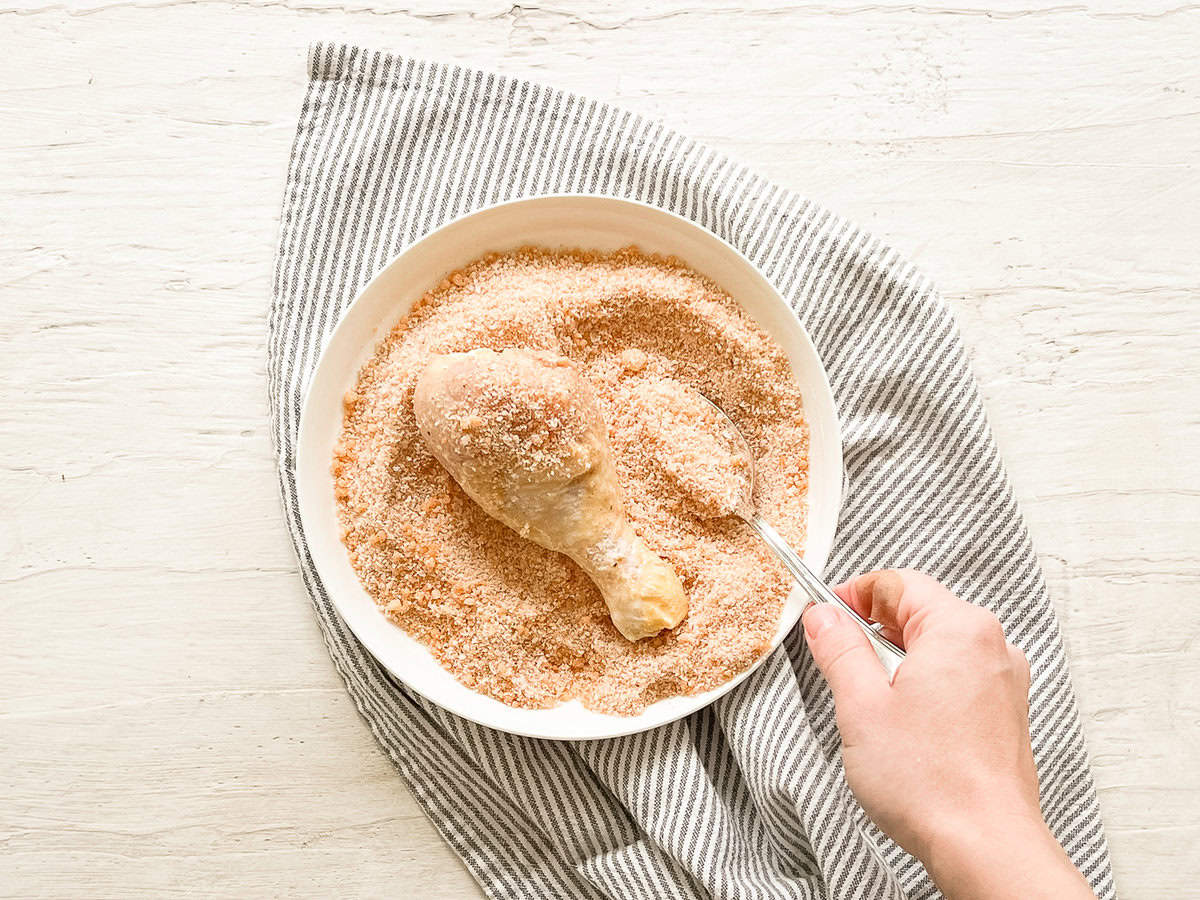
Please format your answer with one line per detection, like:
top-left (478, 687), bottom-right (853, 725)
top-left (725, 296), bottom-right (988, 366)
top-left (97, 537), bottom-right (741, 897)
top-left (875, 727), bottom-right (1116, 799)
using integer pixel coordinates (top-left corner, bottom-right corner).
top-left (4, 2), bottom-right (1197, 896)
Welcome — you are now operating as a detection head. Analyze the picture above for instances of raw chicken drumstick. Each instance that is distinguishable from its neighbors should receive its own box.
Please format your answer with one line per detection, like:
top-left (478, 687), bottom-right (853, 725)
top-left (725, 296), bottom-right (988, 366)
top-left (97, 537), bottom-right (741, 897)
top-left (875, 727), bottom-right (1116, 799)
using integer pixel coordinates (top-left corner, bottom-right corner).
top-left (412, 348), bottom-right (688, 641)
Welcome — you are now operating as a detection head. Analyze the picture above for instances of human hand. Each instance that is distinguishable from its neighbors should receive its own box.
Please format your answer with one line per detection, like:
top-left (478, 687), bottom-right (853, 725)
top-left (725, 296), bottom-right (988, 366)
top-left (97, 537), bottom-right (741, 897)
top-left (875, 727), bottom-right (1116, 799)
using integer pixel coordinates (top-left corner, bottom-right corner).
top-left (802, 569), bottom-right (1094, 899)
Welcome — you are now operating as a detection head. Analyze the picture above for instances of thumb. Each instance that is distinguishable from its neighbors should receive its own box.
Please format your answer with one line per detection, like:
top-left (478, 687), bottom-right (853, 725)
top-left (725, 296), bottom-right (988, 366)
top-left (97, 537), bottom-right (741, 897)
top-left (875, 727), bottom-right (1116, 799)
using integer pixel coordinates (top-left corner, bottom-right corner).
top-left (803, 604), bottom-right (890, 707)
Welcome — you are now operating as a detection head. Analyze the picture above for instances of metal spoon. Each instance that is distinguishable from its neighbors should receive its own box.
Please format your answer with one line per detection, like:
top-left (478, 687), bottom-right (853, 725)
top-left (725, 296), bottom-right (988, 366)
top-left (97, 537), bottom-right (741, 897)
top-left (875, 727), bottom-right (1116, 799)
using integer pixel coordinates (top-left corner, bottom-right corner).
top-left (699, 395), bottom-right (906, 677)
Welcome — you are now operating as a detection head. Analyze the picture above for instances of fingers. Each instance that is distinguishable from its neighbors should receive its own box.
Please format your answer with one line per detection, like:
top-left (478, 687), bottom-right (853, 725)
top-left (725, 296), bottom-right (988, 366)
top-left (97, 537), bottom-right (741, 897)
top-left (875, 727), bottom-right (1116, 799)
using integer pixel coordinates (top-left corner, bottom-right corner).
top-left (833, 573), bottom-right (903, 646)
top-left (837, 569), bottom-right (962, 649)
top-left (803, 604), bottom-right (890, 713)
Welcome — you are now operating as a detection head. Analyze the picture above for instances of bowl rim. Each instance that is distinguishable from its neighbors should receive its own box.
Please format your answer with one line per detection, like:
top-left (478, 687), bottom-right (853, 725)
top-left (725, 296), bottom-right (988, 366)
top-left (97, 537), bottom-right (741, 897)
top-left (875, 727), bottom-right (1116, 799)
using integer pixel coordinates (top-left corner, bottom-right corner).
top-left (296, 192), bottom-right (843, 740)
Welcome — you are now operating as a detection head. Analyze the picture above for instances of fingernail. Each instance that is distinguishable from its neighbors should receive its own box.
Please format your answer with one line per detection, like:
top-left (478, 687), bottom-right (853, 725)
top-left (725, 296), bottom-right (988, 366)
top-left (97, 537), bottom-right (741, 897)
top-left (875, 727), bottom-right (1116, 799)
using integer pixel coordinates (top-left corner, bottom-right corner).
top-left (855, 571), bottom-right (880, 614)
top-left (869, 570), bottom-right (904, 621)
top-left (804, 604), bottom-right (840, 640)
top-left (855, 569), bottom-right (901, 621)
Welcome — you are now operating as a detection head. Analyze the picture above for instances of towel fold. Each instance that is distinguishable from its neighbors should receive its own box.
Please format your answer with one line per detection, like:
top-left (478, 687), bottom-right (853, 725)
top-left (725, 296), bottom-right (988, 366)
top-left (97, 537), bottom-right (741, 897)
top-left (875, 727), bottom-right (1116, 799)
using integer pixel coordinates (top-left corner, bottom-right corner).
top-left (268, 43), bottom-right (1114, 899)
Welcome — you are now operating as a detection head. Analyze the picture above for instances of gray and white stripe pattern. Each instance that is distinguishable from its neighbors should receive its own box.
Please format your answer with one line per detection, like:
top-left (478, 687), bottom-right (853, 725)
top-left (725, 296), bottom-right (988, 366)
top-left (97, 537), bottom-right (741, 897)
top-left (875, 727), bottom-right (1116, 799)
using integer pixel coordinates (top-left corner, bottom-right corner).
top-left (269, 43), bottom-right (1114, 899)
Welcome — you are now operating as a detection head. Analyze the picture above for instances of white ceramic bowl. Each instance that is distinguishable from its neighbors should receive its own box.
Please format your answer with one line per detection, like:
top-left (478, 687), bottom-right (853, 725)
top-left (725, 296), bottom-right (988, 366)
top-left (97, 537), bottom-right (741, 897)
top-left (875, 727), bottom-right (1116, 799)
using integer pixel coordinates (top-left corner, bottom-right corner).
top-left (297, 195), bottom-right (842, 740)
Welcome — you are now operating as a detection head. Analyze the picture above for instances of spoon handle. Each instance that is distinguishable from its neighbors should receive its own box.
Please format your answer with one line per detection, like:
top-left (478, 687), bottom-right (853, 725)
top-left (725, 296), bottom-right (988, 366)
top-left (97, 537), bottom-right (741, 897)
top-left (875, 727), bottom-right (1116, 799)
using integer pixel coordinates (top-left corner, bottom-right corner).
top-left (747, 515), bottom-right (906, 679)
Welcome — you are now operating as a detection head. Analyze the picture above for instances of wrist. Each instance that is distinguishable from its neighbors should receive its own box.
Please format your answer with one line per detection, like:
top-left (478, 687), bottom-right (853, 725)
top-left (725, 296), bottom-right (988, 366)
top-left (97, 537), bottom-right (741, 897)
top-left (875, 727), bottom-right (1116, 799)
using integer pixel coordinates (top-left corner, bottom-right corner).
top-left (919, 811), bottom-right (1091, 900)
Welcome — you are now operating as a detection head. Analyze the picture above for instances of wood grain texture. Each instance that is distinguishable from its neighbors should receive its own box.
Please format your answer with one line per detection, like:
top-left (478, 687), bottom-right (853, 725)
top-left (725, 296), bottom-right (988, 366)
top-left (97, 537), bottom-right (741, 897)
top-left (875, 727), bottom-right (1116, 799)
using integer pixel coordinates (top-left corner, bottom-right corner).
top-left (2, 2), bottom-right (1197, 896)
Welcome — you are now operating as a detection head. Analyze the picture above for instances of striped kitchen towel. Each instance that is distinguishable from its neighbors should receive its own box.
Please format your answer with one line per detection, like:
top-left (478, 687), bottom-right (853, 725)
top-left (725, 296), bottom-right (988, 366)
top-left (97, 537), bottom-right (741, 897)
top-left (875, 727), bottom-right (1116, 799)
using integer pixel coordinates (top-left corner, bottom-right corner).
top-left (268, 43), bottom-right (1114, 899)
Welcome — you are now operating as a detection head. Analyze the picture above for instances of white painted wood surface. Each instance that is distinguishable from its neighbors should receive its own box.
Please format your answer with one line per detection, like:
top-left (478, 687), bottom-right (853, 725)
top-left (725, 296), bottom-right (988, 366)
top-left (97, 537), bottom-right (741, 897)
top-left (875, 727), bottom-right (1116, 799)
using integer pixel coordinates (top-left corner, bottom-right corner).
top-left (3, 2), bottom-right (1197, 896)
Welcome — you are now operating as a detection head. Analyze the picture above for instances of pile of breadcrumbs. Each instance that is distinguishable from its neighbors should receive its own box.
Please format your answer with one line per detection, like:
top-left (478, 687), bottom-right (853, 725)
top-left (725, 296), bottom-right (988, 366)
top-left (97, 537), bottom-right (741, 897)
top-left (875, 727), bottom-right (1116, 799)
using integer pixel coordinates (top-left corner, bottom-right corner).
top-left (334, 247), bottom-right (809, 715)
